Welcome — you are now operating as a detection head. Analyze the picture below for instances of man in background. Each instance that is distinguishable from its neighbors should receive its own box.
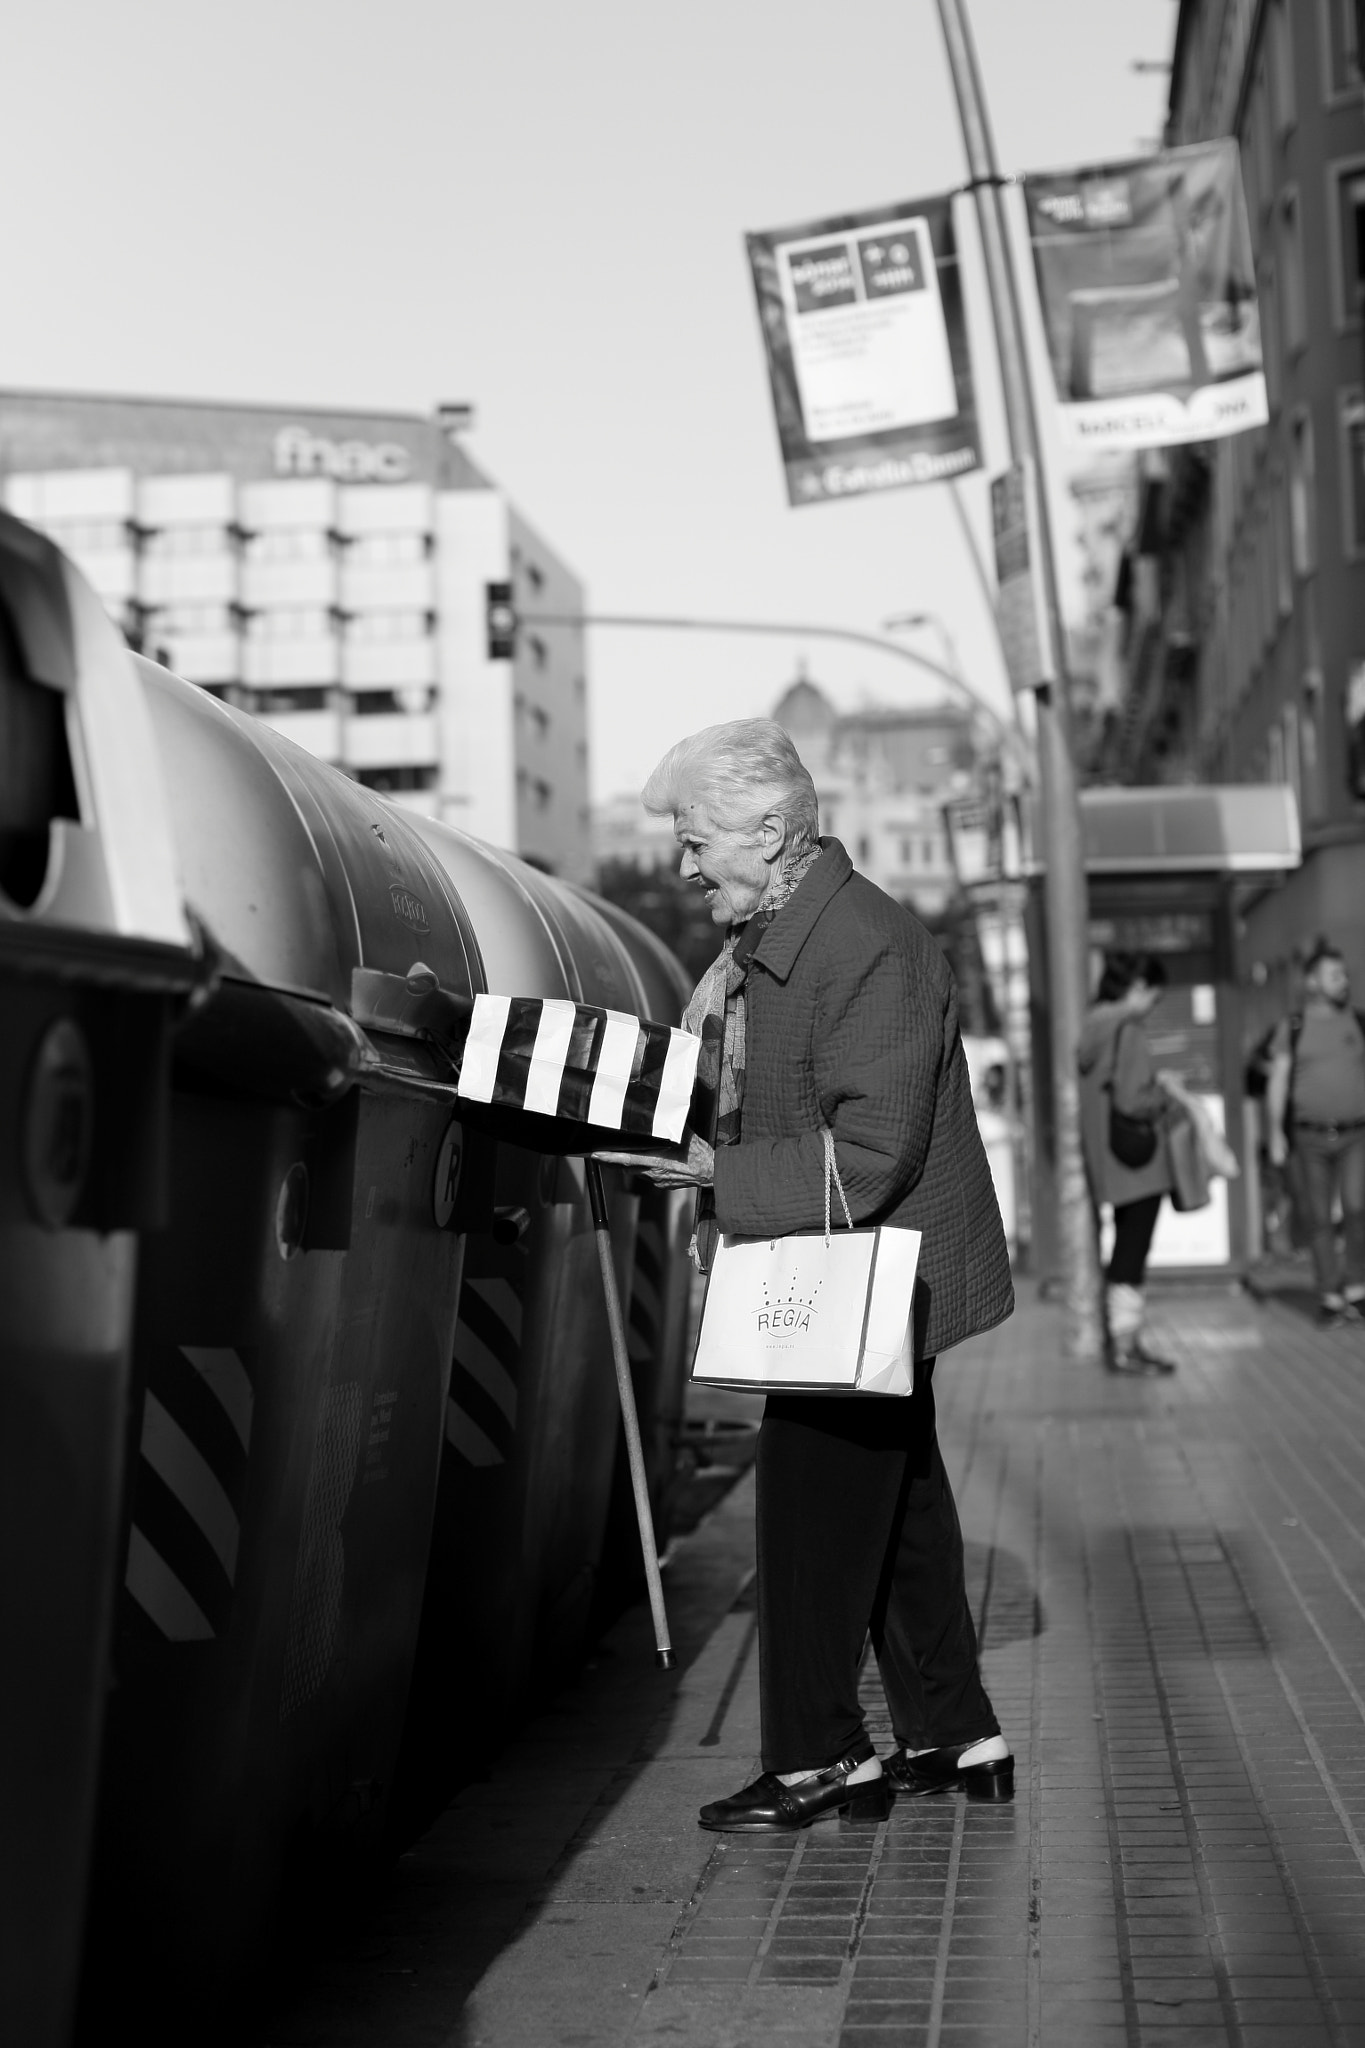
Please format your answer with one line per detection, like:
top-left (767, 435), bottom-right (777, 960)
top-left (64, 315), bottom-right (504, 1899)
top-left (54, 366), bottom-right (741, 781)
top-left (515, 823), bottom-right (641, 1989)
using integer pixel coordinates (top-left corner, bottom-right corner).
top-left (1267, 940), bottom-right (1365, 1326)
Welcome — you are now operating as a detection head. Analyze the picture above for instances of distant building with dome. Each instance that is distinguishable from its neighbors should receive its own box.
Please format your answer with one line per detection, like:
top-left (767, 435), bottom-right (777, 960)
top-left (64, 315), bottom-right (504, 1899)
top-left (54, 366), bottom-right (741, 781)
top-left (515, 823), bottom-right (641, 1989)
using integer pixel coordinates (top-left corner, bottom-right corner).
top-left (771, 671), bottom-right (976, 921)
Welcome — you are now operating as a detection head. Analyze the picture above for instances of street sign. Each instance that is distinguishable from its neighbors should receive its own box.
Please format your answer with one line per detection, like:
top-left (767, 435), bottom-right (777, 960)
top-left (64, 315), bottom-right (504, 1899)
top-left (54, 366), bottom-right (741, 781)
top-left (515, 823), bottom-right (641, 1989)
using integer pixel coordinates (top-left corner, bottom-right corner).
top-left (745, 194), bottom-right (981, 507)
top-left (990, 461), bottom-right (1057, 694)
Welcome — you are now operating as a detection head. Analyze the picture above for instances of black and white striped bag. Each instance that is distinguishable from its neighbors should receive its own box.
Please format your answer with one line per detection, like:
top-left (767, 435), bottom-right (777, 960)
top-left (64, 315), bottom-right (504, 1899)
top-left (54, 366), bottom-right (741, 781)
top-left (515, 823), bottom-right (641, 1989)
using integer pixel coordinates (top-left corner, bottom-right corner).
top-left (456, 995), bottom-right (700, 1144)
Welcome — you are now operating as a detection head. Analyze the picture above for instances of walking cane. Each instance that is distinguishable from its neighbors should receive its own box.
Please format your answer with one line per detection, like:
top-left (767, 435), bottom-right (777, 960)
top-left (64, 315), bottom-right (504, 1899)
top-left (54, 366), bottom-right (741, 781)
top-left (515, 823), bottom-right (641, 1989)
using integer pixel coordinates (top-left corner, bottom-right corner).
top-left (585, 1154), bottom-right (677, 1671)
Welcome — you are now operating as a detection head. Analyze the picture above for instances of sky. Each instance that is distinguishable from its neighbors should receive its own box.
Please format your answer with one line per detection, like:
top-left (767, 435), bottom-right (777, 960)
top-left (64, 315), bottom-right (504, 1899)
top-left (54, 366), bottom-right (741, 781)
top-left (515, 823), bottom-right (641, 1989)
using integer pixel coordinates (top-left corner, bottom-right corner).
top-left (1, 0), bottom-right (1175, 802)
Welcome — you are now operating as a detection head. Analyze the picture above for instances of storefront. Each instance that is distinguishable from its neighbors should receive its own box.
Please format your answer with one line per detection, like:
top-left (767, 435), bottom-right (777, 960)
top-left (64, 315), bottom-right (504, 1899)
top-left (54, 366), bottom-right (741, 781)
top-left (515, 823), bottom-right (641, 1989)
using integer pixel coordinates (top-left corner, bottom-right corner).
top-left (1027, 785), bottom-right (1300, 1278)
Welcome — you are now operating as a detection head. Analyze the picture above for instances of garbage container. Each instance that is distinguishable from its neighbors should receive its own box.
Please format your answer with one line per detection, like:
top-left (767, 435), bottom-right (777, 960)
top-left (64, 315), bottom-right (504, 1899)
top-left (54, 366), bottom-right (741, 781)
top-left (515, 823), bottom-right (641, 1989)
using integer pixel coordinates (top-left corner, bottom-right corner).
top-left (390, 823), bottom-right (659, 1835)
top-left (80, 657), bottom-right (483, 2012)
top-left (0, 515), bottom-right (195, 2048)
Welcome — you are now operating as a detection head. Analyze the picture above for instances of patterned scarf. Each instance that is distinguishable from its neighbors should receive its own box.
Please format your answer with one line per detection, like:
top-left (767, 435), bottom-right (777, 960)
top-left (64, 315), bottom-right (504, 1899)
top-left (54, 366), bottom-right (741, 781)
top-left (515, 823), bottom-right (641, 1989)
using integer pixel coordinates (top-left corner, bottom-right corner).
top-left (684, 842), bottom-right (822, 1266)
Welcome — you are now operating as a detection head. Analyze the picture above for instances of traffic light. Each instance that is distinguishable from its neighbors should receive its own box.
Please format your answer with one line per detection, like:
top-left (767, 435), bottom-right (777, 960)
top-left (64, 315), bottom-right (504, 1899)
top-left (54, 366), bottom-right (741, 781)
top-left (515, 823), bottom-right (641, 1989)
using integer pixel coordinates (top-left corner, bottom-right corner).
top-left (485, 582), bottom-right (518, 660)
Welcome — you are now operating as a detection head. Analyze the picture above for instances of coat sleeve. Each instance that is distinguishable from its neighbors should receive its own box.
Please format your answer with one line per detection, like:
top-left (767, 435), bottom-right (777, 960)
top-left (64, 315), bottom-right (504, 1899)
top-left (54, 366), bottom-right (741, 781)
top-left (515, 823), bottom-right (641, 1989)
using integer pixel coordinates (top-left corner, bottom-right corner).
top-left (711, 934), bottom-right (942, 1235)
top-left (1110, 1021), bottom-right (1168, 1120)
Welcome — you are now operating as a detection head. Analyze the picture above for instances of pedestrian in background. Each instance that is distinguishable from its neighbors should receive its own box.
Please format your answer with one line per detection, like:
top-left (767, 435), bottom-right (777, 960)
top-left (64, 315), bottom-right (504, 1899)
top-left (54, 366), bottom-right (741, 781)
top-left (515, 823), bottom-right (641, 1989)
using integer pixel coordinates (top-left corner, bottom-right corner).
top-left (1265, 938), bottom-right (1365, 1326)
top-left (1079, 952), bottom-right (1178, 1376)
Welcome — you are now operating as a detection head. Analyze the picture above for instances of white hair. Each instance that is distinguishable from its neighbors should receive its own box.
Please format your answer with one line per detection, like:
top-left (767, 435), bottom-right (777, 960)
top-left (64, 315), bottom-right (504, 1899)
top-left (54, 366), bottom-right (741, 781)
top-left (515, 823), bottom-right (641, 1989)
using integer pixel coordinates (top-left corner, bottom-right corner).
top-left (641, 719), bottom-right (819, 849)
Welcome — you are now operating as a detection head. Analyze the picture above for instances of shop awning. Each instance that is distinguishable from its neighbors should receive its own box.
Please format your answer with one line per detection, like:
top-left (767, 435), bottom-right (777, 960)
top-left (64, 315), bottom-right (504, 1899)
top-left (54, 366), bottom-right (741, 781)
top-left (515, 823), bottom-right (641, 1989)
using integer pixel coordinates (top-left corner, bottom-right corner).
top-left (1028, 785), bottom-right (1301, 875)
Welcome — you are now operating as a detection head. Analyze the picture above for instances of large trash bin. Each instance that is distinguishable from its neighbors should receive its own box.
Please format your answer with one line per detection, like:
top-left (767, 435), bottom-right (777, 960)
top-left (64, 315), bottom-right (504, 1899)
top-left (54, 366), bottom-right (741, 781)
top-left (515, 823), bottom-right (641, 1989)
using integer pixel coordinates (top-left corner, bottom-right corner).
top-left (80, 658), bottom-right (485, 2013)
top-left (390, 823), bottom-right (662, 1835)
top-left (0, 515), bottom-right (195, 2048)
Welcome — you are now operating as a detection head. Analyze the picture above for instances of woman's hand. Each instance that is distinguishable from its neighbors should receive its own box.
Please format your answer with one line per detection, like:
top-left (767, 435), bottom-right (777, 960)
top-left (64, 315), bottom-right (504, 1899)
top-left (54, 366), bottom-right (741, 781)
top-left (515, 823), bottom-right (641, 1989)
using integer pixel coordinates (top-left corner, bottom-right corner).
top-left (593, 1132), bottom-right (715, 1187)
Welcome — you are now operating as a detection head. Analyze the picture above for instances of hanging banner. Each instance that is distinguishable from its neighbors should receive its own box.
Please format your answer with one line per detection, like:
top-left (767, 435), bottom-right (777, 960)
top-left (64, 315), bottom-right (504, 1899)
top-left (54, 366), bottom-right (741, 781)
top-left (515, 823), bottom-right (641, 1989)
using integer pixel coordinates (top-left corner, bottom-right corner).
top-left (1024, 139), bottom-right (1266, 450)
top-left (746, 195), bottom-right (980, 507)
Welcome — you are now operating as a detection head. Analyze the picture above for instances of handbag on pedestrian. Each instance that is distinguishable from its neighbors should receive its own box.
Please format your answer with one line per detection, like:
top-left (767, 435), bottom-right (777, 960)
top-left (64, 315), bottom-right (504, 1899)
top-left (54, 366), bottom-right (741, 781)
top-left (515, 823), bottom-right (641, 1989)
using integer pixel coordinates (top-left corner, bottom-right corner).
top-left (1166, 1112), bottom-right (1212, 1212)
top-left (690, 1128), bottom-right (921, 1396)
top-left (1106, 1020), bottom-right (1160, 1168)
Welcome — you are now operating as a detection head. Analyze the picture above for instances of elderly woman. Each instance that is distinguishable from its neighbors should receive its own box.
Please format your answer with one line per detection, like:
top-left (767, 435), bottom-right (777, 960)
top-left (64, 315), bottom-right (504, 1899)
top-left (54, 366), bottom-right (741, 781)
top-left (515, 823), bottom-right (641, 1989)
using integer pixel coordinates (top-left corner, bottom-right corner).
top-left (617, 719), bottom-right (1014, 1830)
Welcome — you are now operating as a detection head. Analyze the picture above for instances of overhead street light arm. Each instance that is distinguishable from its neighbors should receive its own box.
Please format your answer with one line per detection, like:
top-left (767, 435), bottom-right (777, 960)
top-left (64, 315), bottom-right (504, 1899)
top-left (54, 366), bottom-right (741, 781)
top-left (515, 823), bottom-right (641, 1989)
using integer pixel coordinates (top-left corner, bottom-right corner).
top-left (520, 608), bottom-right (1031, 776)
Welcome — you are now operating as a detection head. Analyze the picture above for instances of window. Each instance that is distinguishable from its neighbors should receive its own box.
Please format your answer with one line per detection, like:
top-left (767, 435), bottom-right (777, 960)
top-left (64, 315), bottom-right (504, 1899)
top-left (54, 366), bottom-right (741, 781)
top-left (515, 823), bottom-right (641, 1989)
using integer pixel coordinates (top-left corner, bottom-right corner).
top-left (1340, 388), bottom-right (1365, 557)
top-left (144, 523), bottom-right (233, 559)
top-left (524, 560), bottom-right (545, 592)
top-left (527, 633), bottom-right (548, 670)
top-left (242, 528), bottom-right (331, 563)
top-left (1258, 255), bottom-right (1282, 408)
top-left (900, 836), bottom-right (913, 866)
top-left (1269, 0), bottom-right (1296, 132)
top-left (1273, 469), bottom-right (1294, 614)
top-left (1289, 408), bottom-right (1317, 573)
top-left (355, 765), bottom-right (437, 792)
top-left (147, 603), bottom-right (235, 636)
top-left (247, 687), bottom-right (330, 714)
top-left (345, 610), bottom-right (429, 642)
top-left (1324, 0), bottom-right (1363, 97)
top-left (346, 531), bottom-right (428, 565)
top-left (1331, 160), bottom-right (1365, 326)
top-left (246, 607), bottom-right (334, 640)
top-left (1279, 190), bottom-right (1306, 353)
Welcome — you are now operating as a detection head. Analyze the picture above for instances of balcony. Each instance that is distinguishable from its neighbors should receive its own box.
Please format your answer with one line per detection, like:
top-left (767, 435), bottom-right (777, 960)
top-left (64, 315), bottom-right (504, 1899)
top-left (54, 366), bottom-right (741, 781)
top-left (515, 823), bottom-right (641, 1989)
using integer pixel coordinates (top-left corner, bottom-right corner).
top-left (67, 545), bottom-right (138, 601)
top-left (339, 560), bottom-right (434, 613)
top-left (340, 711), bottom-right (439, 772)
top-left (155, 632), bottom-right (241, 684)
top-left (239, 558), bottom-right (337, 609)
top-left (242, 637), bottom-right (340, 687)
top-left (139, 554), bottom-right (238, 606)
top-left (341, 637), bottom-right (437, 689)
top-left (138, 473), bottom-right (236, 527)
top-left (336, 483), bottom-right (433, 536)
top-left (238, 478), bottom-right (336, 531)
top-left (251, 708), bottom-right (342, 762)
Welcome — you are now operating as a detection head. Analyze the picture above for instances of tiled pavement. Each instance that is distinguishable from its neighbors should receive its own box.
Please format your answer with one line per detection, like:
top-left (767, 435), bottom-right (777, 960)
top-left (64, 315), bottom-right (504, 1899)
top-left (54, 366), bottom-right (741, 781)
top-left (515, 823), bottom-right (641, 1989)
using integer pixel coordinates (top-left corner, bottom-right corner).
top-left (257, 1283), bottom-right (1365, 2047)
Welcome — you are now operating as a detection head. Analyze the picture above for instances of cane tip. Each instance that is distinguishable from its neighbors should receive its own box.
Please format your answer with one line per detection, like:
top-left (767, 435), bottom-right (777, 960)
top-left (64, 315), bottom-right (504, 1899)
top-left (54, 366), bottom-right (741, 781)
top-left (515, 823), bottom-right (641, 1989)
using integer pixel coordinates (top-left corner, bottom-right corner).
top-left (655, 1647), bottom-right (678, 1671)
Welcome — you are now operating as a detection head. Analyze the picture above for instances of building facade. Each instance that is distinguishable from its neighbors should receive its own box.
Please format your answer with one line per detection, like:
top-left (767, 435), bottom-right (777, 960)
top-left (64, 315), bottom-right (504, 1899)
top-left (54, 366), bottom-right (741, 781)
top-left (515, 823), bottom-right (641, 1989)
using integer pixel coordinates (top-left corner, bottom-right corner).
top-left (0, 391), bottom-right (591, 880)
top-left (1107, 0), bottom-right (1365, 1015)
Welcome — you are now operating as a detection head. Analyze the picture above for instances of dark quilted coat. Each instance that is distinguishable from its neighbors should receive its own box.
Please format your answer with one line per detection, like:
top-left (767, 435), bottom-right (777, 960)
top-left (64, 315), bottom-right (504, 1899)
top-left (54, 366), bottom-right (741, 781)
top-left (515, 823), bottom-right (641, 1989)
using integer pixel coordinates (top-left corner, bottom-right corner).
top-left (711, 839), bottom-right (1013, 1359)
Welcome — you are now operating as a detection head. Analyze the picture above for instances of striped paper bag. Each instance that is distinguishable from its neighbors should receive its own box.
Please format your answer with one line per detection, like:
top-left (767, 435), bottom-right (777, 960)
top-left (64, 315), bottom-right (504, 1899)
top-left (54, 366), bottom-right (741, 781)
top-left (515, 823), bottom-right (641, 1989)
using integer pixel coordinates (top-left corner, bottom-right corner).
top-left (456, 995), bottom-right (701, 1144)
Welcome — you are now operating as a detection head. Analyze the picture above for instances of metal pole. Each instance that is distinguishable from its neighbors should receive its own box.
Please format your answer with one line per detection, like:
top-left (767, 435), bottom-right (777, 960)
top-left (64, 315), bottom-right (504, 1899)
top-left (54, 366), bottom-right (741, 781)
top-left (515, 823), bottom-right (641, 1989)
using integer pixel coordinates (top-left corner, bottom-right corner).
top-left (585, 1156), bottom-right (677, 1669)
top-left (935, 0), bottom-right (1103, 1360)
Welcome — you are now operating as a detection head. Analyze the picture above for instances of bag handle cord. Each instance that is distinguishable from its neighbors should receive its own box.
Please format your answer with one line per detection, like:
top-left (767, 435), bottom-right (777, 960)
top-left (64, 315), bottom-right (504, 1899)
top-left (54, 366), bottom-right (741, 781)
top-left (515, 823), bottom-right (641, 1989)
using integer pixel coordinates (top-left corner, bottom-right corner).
top-left (822, 1126), bottom-right (854, 1247)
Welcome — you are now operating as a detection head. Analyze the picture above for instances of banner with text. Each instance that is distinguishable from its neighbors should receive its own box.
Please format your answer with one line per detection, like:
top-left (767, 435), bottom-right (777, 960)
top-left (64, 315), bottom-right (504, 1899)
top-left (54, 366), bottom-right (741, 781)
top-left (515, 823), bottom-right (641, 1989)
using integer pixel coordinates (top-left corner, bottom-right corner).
top-left (746, 195), bottom-right (980, 507)
top-left (1024, 140), bottom-right (1266, 451)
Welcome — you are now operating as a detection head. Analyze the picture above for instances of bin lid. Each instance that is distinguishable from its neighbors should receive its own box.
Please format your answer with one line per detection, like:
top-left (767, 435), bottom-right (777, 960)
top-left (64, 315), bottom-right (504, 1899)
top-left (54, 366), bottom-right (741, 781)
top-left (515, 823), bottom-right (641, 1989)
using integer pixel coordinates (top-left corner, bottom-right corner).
top-left (137, 663), bottom-right (480, 1009)
top-left (0, 514), bottom-right (192, 962)
top-left (1028, 785), bottom-right (1301, 876)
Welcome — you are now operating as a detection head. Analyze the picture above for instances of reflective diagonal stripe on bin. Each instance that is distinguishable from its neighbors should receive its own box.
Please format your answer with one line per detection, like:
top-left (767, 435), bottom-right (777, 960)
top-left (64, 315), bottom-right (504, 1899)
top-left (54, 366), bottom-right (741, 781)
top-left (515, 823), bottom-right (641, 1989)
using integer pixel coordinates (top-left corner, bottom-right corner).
top-left (123, 1346), bottom-right (254, 1642)
top-left (446, 1247), bottom-right (527, 1468)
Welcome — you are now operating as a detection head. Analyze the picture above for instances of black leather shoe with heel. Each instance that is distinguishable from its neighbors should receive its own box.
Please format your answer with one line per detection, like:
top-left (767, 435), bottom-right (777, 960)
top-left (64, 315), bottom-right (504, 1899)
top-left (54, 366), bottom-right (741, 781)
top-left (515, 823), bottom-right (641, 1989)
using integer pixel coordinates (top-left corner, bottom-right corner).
top-left (699, 1744), bottom-right (892, 1832)
top-left (885, 1741), bottom-right (1014, 1802)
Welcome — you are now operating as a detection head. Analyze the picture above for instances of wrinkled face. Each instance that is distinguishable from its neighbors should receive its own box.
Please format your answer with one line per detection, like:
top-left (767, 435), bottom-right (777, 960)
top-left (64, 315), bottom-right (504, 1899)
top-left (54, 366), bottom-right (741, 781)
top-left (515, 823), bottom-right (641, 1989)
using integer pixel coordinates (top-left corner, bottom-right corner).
top-left (1309, 954), bottom-right (1350, 1006)
top-left (674, 799), bottom-right (775, 928)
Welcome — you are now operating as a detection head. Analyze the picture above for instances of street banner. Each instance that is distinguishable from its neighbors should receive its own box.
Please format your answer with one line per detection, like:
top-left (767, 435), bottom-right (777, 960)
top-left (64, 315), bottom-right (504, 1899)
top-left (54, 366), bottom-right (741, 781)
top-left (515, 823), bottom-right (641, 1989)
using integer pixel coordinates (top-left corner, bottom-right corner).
top-left (1023, 140), bottom-right (1266, 450)
top-left (746, 195), bottom-right (980, 506)
top-left (990, 461), bottom-right (1057, 693)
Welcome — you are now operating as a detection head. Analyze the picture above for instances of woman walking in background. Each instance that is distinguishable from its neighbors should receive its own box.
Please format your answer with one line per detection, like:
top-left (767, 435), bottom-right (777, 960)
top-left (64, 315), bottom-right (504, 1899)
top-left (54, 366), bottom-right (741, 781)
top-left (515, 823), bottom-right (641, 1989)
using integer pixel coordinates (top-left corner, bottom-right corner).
top-left (1079, 952), bottom-right (1178, 1377)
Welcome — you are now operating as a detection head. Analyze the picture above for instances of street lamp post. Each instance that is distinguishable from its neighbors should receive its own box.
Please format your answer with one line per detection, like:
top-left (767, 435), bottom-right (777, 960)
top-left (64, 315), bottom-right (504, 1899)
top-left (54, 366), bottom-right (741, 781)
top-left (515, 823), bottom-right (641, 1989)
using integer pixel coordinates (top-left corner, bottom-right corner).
top-left (936, 0), bottom-right (1104, 1361)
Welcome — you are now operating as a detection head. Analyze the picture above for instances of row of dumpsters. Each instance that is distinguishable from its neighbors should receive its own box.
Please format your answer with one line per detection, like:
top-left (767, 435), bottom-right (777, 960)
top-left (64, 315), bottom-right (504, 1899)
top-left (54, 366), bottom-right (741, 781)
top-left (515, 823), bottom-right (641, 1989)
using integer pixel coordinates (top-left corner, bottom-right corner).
top-left (0, 512), bottom-right (698, 2044)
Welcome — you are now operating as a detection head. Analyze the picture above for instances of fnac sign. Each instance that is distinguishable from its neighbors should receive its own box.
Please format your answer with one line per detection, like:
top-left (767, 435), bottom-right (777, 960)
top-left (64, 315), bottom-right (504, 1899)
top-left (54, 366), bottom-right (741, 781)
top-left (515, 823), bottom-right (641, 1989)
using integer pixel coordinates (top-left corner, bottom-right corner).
top-left (274, 426), bottom-right (412, 483)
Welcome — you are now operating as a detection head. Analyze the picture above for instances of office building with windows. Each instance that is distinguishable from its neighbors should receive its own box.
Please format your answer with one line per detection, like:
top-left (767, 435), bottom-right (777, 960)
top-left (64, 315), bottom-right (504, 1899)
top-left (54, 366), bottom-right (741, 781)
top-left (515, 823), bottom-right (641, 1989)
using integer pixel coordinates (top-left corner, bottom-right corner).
top-left (1106, 0), bottom-right (1365, 1005)
top-left (0, 390), bottom-right (591, 881)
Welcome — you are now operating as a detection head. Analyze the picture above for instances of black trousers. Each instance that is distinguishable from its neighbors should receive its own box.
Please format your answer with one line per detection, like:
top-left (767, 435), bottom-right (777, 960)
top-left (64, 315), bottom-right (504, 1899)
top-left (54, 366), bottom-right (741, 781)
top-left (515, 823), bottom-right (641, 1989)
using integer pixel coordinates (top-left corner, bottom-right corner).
top-left (755, 1361), bottom-right (999, 1771)
top-left (1107, 1193), bottom-right (1163, 1286)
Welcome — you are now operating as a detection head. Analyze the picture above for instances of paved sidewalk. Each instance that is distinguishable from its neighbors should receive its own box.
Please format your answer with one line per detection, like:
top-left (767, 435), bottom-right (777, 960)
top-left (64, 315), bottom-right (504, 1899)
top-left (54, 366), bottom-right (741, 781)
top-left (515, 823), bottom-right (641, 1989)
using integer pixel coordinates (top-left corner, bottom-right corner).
top-left (257, 1282), bottom-right (1365, 2048)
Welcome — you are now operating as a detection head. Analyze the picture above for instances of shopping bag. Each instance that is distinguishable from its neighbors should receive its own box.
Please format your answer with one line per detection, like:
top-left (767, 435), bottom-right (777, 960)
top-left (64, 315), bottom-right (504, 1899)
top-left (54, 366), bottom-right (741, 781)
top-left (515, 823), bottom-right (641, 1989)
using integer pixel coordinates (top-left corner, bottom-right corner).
top-left (690, 1131), bottom-right (921, 1397)
top-left (457, 995), bottom-right (700, 1143)
top-left (1167, 1112), bottom-right (1212, 1213)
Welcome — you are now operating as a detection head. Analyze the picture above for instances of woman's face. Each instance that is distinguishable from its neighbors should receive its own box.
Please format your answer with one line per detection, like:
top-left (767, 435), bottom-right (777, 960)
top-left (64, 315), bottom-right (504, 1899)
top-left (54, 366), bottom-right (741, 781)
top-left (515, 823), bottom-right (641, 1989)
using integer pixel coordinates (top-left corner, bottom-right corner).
top-left (1128, 979), bottom-right (1163, 1018)
top-left (674, 799), bottom-right (777, 927)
